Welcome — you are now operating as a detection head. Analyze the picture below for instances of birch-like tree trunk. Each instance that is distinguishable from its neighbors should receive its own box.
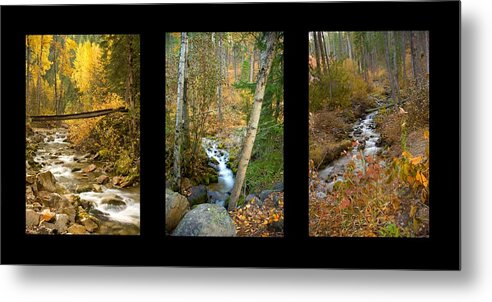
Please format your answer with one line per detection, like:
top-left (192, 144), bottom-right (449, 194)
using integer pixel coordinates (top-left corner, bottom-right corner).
top-left (228, 32), bottom-right (279, 211)
top-left (216, 32), bottom-right (223, 123)
top-left (171, 32), bottom-right (188, 191)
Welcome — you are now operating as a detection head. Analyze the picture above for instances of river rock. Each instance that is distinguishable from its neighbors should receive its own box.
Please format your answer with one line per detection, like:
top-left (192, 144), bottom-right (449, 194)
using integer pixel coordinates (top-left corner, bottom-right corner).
top-left (187, 185), bottom-right (208, 206)
top-left (172, 203), bottom-right (236, 237)
top-left (92, 184), bottom-right (103, 192)
top-left (26, 186), bottom-right (36, 201)
top-left (259, 190), bottom-right (275, 201)
top-left (100, 194), bottom-right (127, 209)
top-left (112, 176), bottom-right (125, 186)
top-left (37, 171), bottom-right (57, 192)
top-left (245, 194), bottom-right (261, 206)
top-left (88, 208), bottom-right (110, 221)
top-left (76, 184), bottom-right (92, 193)
top-left (67, 223), bottom-right (88, 234)
top-left (272, 182), bottom-right (284, 191)
top-left (78, 199), bottom-right (96, 210)
top-left (60, 206), bottom-right (76, 223)
top-left (81, 217), bottom-right (99, 232)
top-left (96, 174), bottom-right (109, 184)
top-left (54, 214), bottom-right (69, 233)
top-left (26, 174), bottom-right (37, 185)
top-left (82, 164), bottom-right (97, 173)
top-left (26, 209), bottom-right (40, 227)
top-left (165, 189), bottom-right (190, 232)
top-left (71, 167), bottom-right (82, 172)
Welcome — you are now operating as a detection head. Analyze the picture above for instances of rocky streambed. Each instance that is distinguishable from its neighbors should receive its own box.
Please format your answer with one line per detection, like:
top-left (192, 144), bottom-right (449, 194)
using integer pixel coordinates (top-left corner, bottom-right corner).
top-left (26, 126), bottom-right (140, 235)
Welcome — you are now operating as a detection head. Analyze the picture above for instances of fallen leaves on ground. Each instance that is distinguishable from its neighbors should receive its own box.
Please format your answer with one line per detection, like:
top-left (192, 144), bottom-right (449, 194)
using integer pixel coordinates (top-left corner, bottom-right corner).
top-left (230, 192), bottom-right (284, 237)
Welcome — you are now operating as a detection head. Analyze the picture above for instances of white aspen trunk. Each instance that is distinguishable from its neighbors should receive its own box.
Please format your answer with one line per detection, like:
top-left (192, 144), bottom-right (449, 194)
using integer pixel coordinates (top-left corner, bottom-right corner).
top-left (347, 32), bottom-right (353, 60)
top-left (171, 32), bottom-right (188, 191)
top-left (228, 32), bottom-right (279, 211)
top-left (217, 32), bottom-right (223, 122)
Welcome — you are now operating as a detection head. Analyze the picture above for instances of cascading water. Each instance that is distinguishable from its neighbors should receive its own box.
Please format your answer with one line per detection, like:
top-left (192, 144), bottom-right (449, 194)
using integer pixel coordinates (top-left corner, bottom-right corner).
top-left (318, 112), bottom-right (382, 190)
top-left (32, 128), bottom-right (140, 232)
top-left (202, 138), bottom-right (235, 207)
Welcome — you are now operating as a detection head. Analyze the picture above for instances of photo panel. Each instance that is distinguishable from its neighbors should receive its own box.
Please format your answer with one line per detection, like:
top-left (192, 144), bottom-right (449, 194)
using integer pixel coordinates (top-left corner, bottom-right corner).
top-left (25, 34), bottom-right (141, 235)
top-left (165, 32), bottom-right (284, 237)
top-left (308, 31), bottom-right (430, 238)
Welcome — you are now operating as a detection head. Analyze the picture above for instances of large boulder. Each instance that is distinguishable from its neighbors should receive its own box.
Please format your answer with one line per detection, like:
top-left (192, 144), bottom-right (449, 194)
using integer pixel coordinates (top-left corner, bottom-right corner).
top-left (37, 171), bottom-right (57, 192)
top-left (187, 185), bottom-right (208, 206)
top-left (172, 203), bottom-right (236, 237)
top-left (165, 189), bottom-right (190, 232)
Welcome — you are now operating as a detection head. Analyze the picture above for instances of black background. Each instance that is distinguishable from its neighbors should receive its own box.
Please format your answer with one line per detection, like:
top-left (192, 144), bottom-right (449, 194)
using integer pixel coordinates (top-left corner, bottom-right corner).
top-left (0, 2), bottom-right (460, 269)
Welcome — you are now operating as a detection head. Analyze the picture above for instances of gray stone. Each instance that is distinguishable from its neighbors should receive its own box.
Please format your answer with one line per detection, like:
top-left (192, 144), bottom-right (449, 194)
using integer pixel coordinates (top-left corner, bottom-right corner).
top-left (172, 204), bottom-right (236, 237)
top-left (187, 185), bottom-right (208, 206)
top-left (259, 190), bottom-right (275, 201)
top-left (26, 209), bottom-right (40, 227)
top-left (37, 171), bottom-right (57, 192)
top-left (272, 182), bottom-right (284, 191)
top-left (165, 189), bottom-right (190, 232)
top-left (54, 214), bottom-right (69, 233)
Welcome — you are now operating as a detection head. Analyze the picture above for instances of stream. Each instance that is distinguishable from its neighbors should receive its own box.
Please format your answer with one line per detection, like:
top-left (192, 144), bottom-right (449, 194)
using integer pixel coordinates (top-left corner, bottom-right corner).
top-left (317, 112), bottom-right (383, 192)
top-left (202, 138), bottom-right (235, 207)
top-left (32, 127), bottom-right (140, 234)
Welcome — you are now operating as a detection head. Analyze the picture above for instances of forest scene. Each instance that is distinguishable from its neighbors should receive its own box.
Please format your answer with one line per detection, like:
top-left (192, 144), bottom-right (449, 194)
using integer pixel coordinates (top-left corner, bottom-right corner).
top-left (165, 32), bottom-right (284, 237)
top-left (309, 31), bottom-right (429, 237)
top-left (25, 34), bottom-right (141, 235)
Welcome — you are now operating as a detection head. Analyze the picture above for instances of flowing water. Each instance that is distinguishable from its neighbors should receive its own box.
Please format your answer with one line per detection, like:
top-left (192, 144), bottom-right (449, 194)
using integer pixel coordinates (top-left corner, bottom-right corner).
top-left (202, 138), bottom-right (235, 207)
top-left (318, 112), bottom-right (383, 191)
top-left (32, 128), bottom-right (140, 234)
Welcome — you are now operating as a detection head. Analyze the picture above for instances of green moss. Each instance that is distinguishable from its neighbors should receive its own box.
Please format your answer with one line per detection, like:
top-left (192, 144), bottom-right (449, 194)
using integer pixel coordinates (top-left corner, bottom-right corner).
top-left (115, 150), bottom-right (132, 175)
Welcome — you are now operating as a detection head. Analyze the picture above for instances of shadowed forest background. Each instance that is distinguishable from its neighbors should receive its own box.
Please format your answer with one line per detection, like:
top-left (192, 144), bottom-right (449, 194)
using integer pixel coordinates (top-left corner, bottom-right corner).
top-left (165, 32), bottom-right (284, 237)
top-left (309, 31), bottom-right (430, 237)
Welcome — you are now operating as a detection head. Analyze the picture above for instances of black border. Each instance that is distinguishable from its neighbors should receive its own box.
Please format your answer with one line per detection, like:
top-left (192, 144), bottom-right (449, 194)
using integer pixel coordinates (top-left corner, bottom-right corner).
top-left (0, 2), bottom-right (460, 269)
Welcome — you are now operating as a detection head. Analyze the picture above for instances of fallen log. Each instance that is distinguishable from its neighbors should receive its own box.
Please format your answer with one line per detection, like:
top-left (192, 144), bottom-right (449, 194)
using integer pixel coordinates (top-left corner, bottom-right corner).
top-left (365, 98), bottom-right (409, 113)
top-left (29, 107), bottom-right (128, 122)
